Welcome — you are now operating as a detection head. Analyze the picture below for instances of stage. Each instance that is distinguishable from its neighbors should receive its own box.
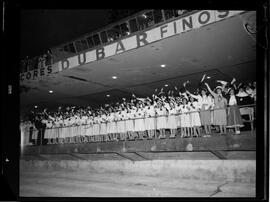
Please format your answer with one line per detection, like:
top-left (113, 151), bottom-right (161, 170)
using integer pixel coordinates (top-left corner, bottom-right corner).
top-left (21, 131), bottom-right (256, 161)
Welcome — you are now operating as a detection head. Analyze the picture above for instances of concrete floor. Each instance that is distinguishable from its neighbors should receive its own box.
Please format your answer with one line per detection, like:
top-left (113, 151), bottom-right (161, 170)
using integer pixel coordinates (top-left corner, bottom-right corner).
top-left (20, 169), bottom-right (255, 197)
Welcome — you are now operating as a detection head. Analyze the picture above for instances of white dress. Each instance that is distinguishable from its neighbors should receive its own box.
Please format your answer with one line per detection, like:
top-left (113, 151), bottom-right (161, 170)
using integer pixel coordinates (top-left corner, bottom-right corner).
top-left (85, 117), bottom-right (93, 136)
top-left (80, 116), bottom-right (87, 136)
top-left (114, 112), bottom-right (119, 134)
top-left (63, 118), bottom-right (70, 138)
top-left (92, 117), bottom-right (100, 136)
top-left (76, 116), bottom-right (82, 136)
top-left (167, 108), bottom-right (177, 129)
top-left (66, 118), bottom-right (71, 138)
top-left (70, 117), bottom-right (77, 137)
top-left (44, 120), bottom-right (51, 139)
top-left (58, 119), bottom-right (65, 138)
top-left (156, 107), bottom-right (167, 129)
top-left (125, 110), bottom-right (134, 132)
top-left (51, 121), bottom-right (57, 139)
top-left (68, 117), bottom-right (72, 137)
top-left (99, 114), bottom-right (107, 135)
top-left (189, 102), bottom-right (202, 127)
top-left (118, 110), bottom-right (126, 133)
top-left (180, 105), bottom-right (191, 127)
top-left (175, 104), bottom-right (182, 128)
top-left (134, 108), bottom-right (145, 132)
top-left (113, 112), bottom-right (119, 134)
top-left (106, 114), bottom-right (111, 134)
top-left (144, 105), bottom-right (156, 130)
top-left (194, 95), bottom-right (212, 126)
top-left (107, 113), bottom-right (116, 134)
top-left (53, 119), bottom-right (60, 139)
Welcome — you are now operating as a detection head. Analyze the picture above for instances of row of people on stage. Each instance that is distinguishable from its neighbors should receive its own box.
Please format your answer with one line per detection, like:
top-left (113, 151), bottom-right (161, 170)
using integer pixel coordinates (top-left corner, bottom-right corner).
top-left (21, 78), bottom-right (256, 145)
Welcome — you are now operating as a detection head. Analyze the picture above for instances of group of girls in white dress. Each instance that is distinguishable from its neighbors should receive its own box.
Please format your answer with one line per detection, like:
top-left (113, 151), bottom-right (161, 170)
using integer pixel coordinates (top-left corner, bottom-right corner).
top-left (42, 96), bottom-right (205, 143)
top-left (34, 80), bottom-right (256, 144)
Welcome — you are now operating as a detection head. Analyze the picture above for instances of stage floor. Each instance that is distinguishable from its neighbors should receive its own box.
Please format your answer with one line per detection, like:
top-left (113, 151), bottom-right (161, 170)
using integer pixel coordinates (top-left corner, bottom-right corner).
top-left (20, 169), bottom-right (255, 197)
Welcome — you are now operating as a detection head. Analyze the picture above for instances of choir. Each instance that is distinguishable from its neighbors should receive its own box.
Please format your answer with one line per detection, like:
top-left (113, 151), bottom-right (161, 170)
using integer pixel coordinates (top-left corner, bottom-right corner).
top-left (20, 77), bottom-right (256, 145)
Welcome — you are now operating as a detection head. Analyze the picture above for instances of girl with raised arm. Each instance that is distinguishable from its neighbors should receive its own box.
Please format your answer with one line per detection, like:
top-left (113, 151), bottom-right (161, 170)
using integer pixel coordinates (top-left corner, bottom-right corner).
top-left (156, 101), bottom-right (167, 139)
top-left (134, 102), bottom-right (145, 140)
top-left (189, 96), bottom-right (202, 137)
top-left (180, 97), bottom-right (190, 137)
top-left (166, 101), bottom-right (178, 138)
top-left (186, 88), bottom-right (212, 136)
top-left (100, 111), bottom-right (108, 141)
top-left (205, 83), bottom-right (228, 135)
top-left (144, 99), bottom-right (156, 139)
top-left (117, 106), bottom-right (126, 141)
top-left (107, 107), bottom-right (116, 141)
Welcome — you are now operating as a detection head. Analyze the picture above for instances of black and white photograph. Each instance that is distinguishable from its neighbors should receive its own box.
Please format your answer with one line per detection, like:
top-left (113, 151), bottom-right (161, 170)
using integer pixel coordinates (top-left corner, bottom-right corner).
top-left (2, 5), bottom-right (268, 200)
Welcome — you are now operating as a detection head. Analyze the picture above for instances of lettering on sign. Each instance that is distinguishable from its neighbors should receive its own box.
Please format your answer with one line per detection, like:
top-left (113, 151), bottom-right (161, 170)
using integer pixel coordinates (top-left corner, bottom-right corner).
top-left (20, 65), bottom-right (53, 82)
top-left (20, 10), bottom-right (245, 82)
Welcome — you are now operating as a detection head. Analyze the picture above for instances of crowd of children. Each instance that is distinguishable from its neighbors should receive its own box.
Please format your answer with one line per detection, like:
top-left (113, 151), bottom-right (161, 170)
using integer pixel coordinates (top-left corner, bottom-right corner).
top-left (20, 76), bottom-right (256, 145)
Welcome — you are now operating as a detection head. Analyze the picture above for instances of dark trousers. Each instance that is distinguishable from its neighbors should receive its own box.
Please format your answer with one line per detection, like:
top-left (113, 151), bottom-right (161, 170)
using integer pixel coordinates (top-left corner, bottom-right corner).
top-left (37, 127), bottom-right (47, 145)
top-left (29, 127), bottom-right (35, 144)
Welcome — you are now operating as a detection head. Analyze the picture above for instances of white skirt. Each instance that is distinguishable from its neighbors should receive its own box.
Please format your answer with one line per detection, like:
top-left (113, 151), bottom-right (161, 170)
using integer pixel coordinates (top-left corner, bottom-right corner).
top-left (54, 126), bottom-right (60, 139)
top-left (176, 115), bottom-right (181, 128)
top-left (85, 125), bottom-right (93, 136)
top-left (100, 123), bottom-right (107, 135)
top-left (190, 111), bottom-right (201, 127)
top-left (92, 124), bottom-right (100, 136)
top-left (115, 121), bottom-right (119, 133)
top-left (117, 120), bottom-right (126, 133)
top-left (145, 117), bottom-right (155, 130)
top-left (157, 116), bottom-right (167, 129)
top-left (134, 118), bottom-right (145, 131)
top-left (51, 127), bottom-right (58, 139)
top-left (44, 128), bottom-right (52, 139)
top-left (65, 126), bottom-right (72, 138)
top-left (59, 126), bottom-right (65, 138)
top-left (180, 113), bottom-right (191, 127)
top-left (107, 121), bottom-right (117, 134)
top-left (71, 126), bottom-right (77, 137)
top-left (125, 119), bottom-right (134, 132)
top-left (80, 125), bottom-right (86, 136)
top-left (167, 115), bottom-right (177, 129)
top-left (77, 125), bottom-right (82, 136)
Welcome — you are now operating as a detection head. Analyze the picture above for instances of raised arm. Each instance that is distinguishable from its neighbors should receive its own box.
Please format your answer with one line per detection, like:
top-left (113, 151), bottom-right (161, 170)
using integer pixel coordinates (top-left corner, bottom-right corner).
top-left (205, 83), bottom-right (217, 97)
top-left (186, 89), bottom-right (200, 100)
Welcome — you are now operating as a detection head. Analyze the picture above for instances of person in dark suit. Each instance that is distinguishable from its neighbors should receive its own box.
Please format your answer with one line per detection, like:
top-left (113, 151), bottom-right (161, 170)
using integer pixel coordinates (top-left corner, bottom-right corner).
top-left (33, 113), bottom-right (47, 145)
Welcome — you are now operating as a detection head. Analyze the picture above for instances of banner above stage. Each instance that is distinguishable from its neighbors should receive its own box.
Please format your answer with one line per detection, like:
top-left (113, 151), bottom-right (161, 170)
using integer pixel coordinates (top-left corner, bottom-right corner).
top-left (20, 10), bottom-right (245, 83)
top-left (20, 63), bottom-right (59, 83)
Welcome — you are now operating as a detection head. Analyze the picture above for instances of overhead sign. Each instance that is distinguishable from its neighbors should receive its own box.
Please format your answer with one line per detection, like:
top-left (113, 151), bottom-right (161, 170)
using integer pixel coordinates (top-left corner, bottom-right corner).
top-left (58, 10), bottom-right (244, 71)
top-left (20, 64), bottom-right (58, 83)
top-left (20, 10), bottom-right (245, 83)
